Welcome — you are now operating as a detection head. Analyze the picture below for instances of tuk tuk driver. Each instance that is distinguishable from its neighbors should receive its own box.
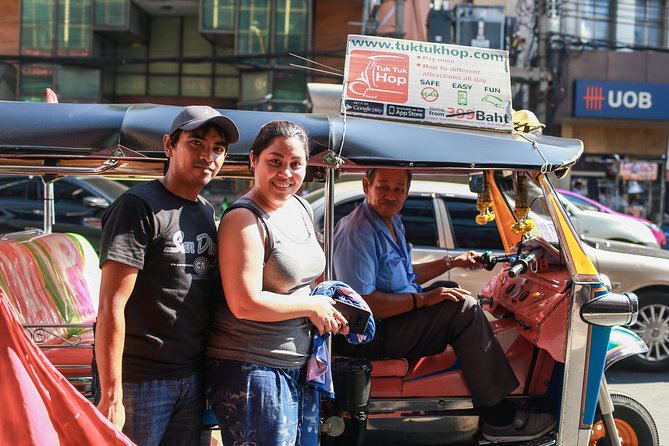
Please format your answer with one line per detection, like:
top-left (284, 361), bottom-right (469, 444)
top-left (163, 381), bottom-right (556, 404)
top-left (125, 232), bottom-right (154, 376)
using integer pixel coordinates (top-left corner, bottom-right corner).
top-left (332, 168), bottom-right (555, 443)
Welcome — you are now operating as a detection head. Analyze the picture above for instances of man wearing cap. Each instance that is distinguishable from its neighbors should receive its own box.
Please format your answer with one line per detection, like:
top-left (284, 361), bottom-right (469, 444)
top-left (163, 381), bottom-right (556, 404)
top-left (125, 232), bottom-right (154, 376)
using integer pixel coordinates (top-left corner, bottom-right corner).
top-left (95, 105), bottom-right (240, 445)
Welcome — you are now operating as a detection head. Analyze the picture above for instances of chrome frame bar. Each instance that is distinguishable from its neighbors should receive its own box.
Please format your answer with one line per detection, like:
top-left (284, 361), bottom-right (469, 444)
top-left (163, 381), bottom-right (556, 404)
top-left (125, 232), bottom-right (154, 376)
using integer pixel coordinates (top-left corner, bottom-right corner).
top-left (42, 177), bottom-right (54, 234)
top-left (598, 377), bottom-right (622, 446)
top-left (323, 167), bottom-right (336, 281)
top-left (0, 158), bottom-right (120, 176)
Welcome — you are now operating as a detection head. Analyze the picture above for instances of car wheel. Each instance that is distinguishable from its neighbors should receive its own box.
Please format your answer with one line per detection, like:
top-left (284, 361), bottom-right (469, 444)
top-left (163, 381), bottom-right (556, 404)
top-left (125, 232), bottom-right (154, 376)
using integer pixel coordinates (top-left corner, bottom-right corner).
top-left (626, 291), bottom-right (669, 372)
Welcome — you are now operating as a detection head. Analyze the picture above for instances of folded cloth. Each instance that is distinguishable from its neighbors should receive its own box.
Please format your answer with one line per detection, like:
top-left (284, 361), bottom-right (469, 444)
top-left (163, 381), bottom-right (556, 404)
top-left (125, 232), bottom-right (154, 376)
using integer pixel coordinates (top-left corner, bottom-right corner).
top-left (307, 281), bottom-right (375, 398)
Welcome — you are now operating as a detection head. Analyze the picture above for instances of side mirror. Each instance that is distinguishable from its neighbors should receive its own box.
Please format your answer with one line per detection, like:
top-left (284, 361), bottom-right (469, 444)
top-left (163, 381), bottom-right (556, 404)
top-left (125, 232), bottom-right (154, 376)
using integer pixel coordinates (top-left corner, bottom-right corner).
top-left (468, 173), bottom-right (485, 193)
top-left (83, 196), bottom-right (110, 208)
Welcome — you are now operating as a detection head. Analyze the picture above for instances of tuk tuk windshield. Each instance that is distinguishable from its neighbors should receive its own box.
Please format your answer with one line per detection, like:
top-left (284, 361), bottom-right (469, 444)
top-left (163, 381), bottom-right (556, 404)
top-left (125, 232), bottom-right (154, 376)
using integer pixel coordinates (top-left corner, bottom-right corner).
top-left (495, 171), bottom-right (560, 247)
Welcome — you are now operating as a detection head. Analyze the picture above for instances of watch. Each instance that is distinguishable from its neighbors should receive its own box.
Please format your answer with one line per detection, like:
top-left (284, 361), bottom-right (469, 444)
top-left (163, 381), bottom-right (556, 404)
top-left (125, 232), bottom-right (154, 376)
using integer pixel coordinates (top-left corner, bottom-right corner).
top-left (444, 255), bottom-right (453, 270)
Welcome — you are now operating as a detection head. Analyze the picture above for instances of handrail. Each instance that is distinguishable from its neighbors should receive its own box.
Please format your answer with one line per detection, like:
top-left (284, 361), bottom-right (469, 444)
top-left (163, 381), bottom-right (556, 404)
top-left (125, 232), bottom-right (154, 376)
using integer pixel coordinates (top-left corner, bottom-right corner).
top-left (23, 323), bottom-right (94, 347)
top-left (0, 228), bottom-right (45, 239)
top-left (23, 324), bottom-right (94, 329)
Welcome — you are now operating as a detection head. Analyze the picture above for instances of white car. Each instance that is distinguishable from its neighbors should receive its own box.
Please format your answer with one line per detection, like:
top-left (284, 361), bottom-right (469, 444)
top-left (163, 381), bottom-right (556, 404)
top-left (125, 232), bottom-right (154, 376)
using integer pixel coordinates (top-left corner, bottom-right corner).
top-left (306, 178), bottom-right (669, 372)
top-left (558, 194), bottom-right (659, 248)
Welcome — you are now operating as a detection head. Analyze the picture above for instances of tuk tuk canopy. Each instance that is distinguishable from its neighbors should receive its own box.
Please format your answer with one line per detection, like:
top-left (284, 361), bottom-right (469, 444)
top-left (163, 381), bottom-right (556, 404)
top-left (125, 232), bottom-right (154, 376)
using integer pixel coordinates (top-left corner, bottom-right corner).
top-left (0, 102), bottom-right (583, 178)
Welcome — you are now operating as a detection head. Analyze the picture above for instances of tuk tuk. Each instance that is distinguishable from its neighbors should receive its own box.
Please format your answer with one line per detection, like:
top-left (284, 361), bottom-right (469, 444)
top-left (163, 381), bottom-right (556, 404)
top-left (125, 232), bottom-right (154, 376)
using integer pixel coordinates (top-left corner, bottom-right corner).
top-left (0, 100), bottom-right (658, 446)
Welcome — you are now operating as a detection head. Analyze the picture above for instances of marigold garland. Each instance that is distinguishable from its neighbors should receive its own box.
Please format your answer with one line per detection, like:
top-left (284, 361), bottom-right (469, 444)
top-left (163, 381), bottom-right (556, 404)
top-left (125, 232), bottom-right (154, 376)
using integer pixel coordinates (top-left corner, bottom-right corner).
top-left (511, 173), bottom-right (535, 235)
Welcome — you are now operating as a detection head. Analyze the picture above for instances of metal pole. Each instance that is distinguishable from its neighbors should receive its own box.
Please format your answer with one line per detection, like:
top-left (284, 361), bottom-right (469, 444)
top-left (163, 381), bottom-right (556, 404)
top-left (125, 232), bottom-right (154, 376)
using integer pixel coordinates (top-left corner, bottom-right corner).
top-left (42, 178), bottom-right (54, 234)
top-left (598, 377), bottom-right (622, 446)
top-left (323, 167), bottom-right (335, 281)
top-left (536, 0), bottom-right (549, 123)
top-left (395, 0), bottom-right (405, 38)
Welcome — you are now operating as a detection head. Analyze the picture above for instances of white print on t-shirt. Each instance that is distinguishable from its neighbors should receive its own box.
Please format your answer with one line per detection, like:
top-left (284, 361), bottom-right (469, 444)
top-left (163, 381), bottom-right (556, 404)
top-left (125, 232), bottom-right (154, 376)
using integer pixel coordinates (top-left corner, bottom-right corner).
top-left (164, 231), bottom-right (217, 255)
top-left (165, 232), bottom-right (217, 276)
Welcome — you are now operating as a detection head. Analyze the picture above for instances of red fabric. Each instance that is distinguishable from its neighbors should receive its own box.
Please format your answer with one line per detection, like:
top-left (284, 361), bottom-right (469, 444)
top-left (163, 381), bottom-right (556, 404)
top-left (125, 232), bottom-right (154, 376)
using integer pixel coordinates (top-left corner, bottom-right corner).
top-left (0, 289), bottom-right (135, 446)
top-left (46, 88), bottom-right (59, 103)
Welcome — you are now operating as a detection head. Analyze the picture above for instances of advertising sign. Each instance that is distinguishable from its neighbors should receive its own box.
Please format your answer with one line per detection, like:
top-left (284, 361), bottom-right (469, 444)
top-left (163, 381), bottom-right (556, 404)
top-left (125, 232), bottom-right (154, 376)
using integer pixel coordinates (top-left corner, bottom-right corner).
top-left (574, 80), bottom-right (669, 120)
top-left (619, 161), bottom-right (658, 181)
top-left (341, 34), bottom-right (512, 131)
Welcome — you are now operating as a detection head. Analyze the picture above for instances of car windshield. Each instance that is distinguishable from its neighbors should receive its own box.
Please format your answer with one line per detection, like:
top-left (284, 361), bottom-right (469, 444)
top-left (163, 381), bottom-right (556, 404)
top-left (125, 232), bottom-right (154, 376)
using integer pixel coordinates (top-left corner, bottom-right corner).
top-left (560, 193), bottom-right (601, 212)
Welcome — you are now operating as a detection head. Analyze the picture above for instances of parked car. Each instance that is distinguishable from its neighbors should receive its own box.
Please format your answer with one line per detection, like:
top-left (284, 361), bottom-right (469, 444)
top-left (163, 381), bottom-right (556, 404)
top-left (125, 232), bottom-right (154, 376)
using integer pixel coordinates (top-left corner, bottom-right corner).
top-left (558, 188), bottom-right (666, 248)
top-left (553, 189), bottom-right (659, 248)
top-left (306, 179), bottom-right (669, 372)
top-left (0, 175), bottom-right (128, 250)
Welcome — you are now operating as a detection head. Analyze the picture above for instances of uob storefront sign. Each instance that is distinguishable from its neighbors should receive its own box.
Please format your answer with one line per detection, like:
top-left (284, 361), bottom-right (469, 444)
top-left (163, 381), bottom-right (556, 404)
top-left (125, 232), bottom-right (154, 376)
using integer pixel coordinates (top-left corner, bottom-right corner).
top-left (574, 80), bottom-right (669, 120)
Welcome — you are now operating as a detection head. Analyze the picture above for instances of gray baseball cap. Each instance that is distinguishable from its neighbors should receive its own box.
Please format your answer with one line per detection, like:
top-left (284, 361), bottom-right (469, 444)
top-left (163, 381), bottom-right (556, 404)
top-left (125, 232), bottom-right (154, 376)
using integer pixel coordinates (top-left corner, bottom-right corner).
top-left (169, 105), bottom-right (240, 144)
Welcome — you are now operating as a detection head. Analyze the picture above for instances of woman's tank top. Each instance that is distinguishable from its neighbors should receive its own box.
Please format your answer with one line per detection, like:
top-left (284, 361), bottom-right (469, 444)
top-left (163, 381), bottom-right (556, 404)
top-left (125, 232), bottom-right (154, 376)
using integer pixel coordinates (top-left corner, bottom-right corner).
top-left (207, 195), bottom-right (326, 368)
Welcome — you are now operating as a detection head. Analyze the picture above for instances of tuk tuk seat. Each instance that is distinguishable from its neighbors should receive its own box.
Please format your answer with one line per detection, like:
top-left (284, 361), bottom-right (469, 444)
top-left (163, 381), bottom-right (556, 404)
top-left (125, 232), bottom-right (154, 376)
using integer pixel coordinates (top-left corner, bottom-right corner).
top-left (0, 231), bottom-right (99, 398)
top-left (370, 358), bottom-right (409, 378)
top-left (369, 346), bottom-right (464, 398)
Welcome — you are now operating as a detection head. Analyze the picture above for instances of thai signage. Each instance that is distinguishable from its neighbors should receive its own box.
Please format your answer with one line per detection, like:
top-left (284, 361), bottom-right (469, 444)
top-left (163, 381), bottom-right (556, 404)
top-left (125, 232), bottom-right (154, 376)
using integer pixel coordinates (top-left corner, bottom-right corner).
top-left (574, 80), bottom-right (669, 120)
top-left (341, 34), bottom-right (513, 131)
top-left (619, 161), bottom-right (658, 181)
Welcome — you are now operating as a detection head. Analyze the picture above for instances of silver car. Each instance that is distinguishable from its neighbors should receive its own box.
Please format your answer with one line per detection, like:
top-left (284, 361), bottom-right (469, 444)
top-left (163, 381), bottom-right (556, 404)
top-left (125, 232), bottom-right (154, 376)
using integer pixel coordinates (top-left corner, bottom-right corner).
top-left (558, 193), bottom-right (659, 248)
top-left (306, 179), bottom-right (669, 372)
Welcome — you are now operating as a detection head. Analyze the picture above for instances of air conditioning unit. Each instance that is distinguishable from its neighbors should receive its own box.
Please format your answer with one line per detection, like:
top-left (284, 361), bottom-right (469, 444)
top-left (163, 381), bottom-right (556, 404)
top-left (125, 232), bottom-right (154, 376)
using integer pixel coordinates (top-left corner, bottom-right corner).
top-left (454, 4), bottom-right (505, 50)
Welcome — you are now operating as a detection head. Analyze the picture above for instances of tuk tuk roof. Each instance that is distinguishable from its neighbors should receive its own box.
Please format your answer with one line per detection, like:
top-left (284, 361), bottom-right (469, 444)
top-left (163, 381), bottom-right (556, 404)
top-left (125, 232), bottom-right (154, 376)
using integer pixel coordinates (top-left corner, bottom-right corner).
top-left (0, 102), bottom-right (583, 177)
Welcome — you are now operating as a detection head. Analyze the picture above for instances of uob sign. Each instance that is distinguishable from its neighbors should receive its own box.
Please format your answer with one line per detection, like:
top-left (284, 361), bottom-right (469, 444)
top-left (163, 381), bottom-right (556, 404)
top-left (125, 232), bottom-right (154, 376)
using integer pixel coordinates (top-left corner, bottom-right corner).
top-left (574, 80), bottom-right (669, 120)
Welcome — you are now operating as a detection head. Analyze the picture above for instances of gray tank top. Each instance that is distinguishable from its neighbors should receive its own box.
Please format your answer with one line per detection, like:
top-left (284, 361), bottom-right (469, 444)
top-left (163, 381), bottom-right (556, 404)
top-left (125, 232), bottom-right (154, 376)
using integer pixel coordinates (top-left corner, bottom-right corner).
top-left (207, 195), bottom-right (326, 368)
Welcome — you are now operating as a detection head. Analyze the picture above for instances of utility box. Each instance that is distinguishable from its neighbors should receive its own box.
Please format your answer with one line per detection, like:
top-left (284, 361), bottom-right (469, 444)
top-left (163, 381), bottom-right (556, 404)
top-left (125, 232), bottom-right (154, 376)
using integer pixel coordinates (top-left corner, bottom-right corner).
top-left (427, 7), bottom-right (453, 43)
top-left (454, 4), bottom-right (505, 50)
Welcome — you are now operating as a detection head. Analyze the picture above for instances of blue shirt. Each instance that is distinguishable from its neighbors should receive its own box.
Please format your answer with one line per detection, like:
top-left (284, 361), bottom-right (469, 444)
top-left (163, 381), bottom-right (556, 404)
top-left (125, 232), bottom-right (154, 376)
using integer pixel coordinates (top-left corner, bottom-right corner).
top-left (333, 199), bottom-right (420, 296)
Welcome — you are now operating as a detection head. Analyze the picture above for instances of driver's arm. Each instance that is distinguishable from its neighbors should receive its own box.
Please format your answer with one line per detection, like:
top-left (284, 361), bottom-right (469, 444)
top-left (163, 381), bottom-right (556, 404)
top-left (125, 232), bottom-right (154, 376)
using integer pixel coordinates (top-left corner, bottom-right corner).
top-left (95, 260), bottom-right (138, 430)
top-left (413, 251), bottom-right (483, 284)
top-left (334, 231), bottom-right (474, 318)
top-left (412, 257), bottom-right (451, 284)
top-left (363, 287), bottom-right (473, 319)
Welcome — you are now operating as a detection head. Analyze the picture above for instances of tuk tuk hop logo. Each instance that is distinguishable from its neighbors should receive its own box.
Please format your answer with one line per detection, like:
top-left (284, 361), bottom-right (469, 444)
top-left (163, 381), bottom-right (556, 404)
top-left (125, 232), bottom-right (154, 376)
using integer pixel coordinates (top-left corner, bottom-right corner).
top-left (346, 50), bottom-right (409, 103)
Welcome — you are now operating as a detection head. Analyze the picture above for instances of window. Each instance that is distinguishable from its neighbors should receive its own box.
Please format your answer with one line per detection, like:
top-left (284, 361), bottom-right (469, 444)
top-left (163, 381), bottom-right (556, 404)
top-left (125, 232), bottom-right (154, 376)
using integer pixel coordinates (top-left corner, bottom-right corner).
top-left (94, 0), bottom-right (127, 28)
top-left (0, 177), bottom-right (36, 199)
top-left (615, 0), bottom-right (663, 46)
top-left (21, 0), bottom-right (91, 56)
top-left (445, 197), bottom-right (504, 250)
top-left (561, 0), bottom-right (667, 48)
top-left (57, 0), bottom-right (91, 56)
top-left (274, 0), bottom-right (309, 53)
top-left (54, 180), bottom-right (94, 204)
top-left (201, 0), bottom-right (235, 33)
top-left (19, 65), bottom-right (53, 102)
top-left (561, 194), bottom-right (601, 212)
top-left (401, 197), bottom-right (439, 247)
top-left (21, 0), bottom-right (55, 55)
top-left (204, 0), bottom-right (309, 108)
top-left (318, 197), bottom-right (364, 233)
top-left (562, 0), bottom-right (610, 42)
top-left (238, 0), bottom-right (271, 55)
top-left (324, 196), bottom-right (438, 248)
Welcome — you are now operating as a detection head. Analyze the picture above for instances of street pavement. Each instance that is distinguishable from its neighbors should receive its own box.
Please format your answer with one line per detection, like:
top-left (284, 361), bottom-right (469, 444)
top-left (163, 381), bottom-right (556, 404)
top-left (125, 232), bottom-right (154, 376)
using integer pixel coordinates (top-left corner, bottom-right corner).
top-left (607, 364), bottom-right (669, 444)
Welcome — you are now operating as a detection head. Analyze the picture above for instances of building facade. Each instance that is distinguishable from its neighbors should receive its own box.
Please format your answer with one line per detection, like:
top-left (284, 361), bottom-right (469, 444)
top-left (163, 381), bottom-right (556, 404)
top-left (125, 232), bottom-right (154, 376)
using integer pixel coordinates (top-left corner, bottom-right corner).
top-left (548, 1), bottom-right (669, 224)
top-left (0, 0), bottom-right (324, 111)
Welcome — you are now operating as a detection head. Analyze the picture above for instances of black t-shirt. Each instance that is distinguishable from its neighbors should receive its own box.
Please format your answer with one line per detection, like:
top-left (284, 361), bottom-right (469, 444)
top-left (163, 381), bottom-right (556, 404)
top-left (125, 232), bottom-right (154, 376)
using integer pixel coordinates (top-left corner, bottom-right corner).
top-left (99, 180), bottom-right (220, 382)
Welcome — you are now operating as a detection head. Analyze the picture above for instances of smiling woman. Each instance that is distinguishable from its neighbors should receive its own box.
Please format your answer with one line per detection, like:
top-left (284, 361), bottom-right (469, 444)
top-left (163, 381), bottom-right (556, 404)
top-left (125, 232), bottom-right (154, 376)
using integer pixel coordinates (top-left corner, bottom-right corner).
top-left (206, 121), bottom-right (347, 446)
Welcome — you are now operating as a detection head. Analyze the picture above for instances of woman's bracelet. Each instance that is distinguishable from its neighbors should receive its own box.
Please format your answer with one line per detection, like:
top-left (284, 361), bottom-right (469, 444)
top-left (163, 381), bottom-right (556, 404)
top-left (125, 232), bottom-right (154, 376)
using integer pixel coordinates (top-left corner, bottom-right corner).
top-left (444, 255), bottom-right (453, 270)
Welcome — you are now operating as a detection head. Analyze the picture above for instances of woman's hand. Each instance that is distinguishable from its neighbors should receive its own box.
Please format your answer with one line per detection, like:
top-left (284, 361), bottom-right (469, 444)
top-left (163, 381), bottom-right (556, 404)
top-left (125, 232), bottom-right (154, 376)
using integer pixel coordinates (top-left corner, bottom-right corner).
top-left (309, 295), bottom-right (350, 336)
